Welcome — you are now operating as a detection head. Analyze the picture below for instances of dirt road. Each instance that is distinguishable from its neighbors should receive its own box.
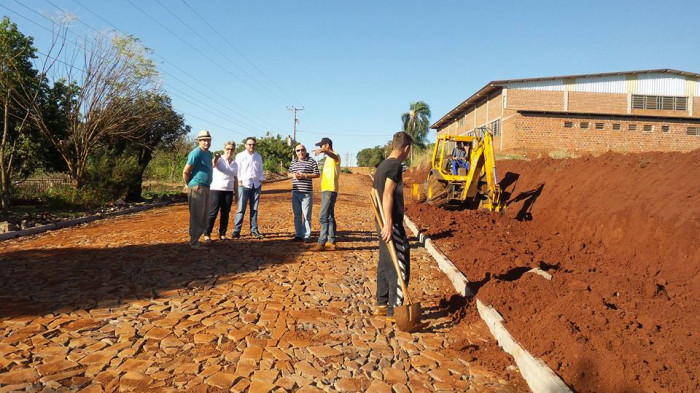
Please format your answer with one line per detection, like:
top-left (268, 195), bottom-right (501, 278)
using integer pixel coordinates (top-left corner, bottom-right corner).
top-left (0, 174), bottom-right (526, 392)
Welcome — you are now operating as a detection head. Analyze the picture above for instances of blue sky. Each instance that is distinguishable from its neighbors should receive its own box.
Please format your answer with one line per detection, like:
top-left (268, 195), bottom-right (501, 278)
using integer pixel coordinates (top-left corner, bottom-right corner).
top-left (4, 0), bottom-right (699, 166)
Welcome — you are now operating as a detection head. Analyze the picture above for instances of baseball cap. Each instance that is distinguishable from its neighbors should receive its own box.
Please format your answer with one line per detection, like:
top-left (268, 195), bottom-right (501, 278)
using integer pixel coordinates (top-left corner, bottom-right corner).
top-left (315, 137), bottom-right (332, 147)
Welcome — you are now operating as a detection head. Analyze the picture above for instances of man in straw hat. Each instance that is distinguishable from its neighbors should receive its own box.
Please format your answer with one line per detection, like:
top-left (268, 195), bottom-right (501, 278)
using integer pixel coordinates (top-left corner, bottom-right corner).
top-left (182, 130), bottom-right (214, 248)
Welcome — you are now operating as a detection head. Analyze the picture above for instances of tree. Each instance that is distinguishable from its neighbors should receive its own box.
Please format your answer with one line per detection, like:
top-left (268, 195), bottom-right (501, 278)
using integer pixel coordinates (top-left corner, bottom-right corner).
top-left (253, 134), bottom-right (293, 174)
top-left (356, 146), bottom-right (385, 168)
top-left (19, 27), bottom-right (162, 188)
top-left (401, 101), bottom-right (431, 162)
top-left (0, 17), bottom-right (38, 211)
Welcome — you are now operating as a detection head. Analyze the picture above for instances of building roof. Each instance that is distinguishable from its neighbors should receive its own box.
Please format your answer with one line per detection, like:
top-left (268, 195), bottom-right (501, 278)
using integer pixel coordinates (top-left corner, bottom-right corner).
top-left (431, 69), bottom-right (700, 129)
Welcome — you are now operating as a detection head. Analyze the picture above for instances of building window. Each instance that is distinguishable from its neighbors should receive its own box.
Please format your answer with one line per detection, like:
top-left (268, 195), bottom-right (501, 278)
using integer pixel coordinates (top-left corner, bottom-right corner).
top-left (687, 127), bottom-right (700, 136)
top-left (643, 124), bottom-right (654, 132)
top-left (661, 125), bottom-right (670, 133)
top-left (629, 124), bottom-right (637, 131)
top-left (595, 123), bottom-right (604, 130)
top-left (491, 119), bottom-right (501, 136)
top-left (613, 123), bottom-right (621, 131)
top-left (564, 121), bottom-right (573, 128)
top-left (580, 122), bottom-right (589, 129)
top-left (632, 95), bottom-right (688, 111)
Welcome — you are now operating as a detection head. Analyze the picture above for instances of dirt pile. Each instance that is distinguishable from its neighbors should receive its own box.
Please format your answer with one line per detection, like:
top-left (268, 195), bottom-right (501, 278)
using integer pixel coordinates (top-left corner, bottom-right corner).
top-left (406, 150), bottom-right (700, 393)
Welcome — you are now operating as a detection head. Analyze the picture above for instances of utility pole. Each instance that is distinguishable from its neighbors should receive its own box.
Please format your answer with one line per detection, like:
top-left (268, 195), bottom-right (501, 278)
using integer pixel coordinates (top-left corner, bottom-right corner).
top-left (345, 152), bottom-right (350, 167)
top-left (287, 106), bottom-right (304, 146)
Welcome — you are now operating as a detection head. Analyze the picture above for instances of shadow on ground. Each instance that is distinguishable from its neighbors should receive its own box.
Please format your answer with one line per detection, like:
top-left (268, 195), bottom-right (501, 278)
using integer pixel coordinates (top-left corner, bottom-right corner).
top-left (0, 237), bottom-right (309, 319)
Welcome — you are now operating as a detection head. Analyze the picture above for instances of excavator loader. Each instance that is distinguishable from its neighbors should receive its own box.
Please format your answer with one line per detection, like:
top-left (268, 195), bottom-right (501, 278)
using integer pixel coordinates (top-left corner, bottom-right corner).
top-left (417, 127), bottom-right (504, 212)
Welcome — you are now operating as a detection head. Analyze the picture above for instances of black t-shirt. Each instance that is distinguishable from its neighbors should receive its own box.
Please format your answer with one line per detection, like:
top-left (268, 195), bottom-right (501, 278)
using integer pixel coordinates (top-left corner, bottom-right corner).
top-left (373, 157), bottom-right (404, 224)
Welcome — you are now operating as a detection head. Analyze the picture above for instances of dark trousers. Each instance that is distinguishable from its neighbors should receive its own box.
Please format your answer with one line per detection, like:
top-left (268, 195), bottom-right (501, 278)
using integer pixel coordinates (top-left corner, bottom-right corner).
top-left (376, 223), bottom-right (410, 317)
top-left (205, 190), bottom-right (234, 236)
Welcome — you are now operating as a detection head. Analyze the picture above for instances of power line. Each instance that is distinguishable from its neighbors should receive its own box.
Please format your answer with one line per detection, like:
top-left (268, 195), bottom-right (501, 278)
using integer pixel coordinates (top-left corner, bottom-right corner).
top-left (180, 0), bottom-right (299, 106)
top-left (4, 2), bottom-right (261, 137)
top-left (123, 0), bottom-right (288, 107)
top-left (153, 0), bottom-right (286, 106)
top-left (49, 0), bottom-right (276, 131)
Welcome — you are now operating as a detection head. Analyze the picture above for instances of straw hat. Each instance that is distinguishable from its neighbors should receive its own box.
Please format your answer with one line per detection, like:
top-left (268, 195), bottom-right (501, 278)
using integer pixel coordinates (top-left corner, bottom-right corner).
top-left (197, 130), bottom-right (212, 140)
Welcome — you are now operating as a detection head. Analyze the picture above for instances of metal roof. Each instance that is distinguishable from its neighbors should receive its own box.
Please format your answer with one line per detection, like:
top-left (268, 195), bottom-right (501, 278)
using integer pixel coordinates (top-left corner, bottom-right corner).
top-left (431, 69), bottom-right (700, 129)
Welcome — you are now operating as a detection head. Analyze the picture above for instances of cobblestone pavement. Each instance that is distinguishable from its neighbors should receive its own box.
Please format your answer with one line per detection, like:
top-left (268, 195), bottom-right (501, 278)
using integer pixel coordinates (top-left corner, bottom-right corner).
top-left (0, 174), bottom-right (526, 392)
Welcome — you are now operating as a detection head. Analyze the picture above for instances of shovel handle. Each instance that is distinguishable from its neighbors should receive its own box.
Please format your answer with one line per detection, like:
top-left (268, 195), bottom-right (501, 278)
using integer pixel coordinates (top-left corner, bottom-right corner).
top-left (370, 188), bottom-right (412, 305)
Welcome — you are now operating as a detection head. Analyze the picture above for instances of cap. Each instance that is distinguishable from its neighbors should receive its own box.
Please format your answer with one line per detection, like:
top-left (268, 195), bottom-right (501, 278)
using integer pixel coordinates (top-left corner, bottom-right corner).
top-left (315, 137), bottom-right (332, 147)
top-left (197, 130), bottom-right (212, 140)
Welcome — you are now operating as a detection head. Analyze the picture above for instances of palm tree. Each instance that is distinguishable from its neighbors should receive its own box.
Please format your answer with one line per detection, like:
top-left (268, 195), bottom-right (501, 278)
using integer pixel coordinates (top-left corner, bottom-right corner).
top-left (401, 101), bottom-right (431, 162)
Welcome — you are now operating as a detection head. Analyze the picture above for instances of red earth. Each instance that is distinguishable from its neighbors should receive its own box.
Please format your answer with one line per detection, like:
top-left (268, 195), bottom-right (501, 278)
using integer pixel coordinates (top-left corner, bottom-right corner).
top-left (404, 150), bottom-right (699, 393)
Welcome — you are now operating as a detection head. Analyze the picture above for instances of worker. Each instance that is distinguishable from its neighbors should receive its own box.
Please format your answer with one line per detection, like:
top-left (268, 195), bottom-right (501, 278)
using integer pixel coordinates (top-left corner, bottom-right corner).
top-left (372, 131), bottom-right (413, 323)
top-left (451, 142), bottom-right (469, 175)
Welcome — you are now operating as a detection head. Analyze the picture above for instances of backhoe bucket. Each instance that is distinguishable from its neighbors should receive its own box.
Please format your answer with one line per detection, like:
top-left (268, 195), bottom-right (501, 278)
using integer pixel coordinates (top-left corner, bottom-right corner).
top-left (394, 302), bottom-right (423, 332)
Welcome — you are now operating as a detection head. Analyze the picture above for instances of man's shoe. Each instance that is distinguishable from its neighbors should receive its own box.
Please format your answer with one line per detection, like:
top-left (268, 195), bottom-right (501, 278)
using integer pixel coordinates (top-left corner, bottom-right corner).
top-left (190, 242), bottom-right (201, 249)
top-left (372, 305), bottom-right (388, 316)
top-left (303, 237), bottom-right (313, 243)
top-left (325, 243), bottom-right (336, 251)
top-left (251, 231), bottom-right (265, 239)
top-left (310, 243), bottom-right (324, 251)
top-left (385, 315), bottom-right (396, 323)
top-left (232, 232), bottom-right (240, 239)
top-left (219, 235), bottom-right (229, 241)
top-left (203, 236), bottom-right (212, 244)
top-left (291, 236), bottom-right (303, 242)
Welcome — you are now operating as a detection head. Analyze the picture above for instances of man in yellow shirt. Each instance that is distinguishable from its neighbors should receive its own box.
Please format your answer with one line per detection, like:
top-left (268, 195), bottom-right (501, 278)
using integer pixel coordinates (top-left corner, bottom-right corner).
top-left (311, 137), bottom-right (340, 251)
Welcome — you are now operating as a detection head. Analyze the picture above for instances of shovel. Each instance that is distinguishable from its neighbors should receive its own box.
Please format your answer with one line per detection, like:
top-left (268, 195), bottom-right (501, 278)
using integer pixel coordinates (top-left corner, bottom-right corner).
top-left (370, 188), bottom-right (423, 332)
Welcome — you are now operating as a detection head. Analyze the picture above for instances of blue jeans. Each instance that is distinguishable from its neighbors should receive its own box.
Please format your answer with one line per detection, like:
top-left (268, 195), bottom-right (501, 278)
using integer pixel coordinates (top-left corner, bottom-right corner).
top-left (233, 185), bottom-right (261, 234)
top-left (318, 191), bottom-right (337, 245)
top-left (452, 160), bottom-right (469, 175)
top-left (292, 191), bottom-right (313, 239)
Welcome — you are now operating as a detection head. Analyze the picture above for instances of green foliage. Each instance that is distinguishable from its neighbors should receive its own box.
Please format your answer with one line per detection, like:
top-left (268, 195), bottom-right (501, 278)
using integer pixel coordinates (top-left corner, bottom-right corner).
top-left (43, 185), bottom-right (110, 210)
top-left (340, 168), bottom-right (352, 174)
top-left (356, 145), bottom-right (385, 167)
top-left (83, 147), bottom-right (142, 200)
top-left (251, 134), bottom-right (293, 174)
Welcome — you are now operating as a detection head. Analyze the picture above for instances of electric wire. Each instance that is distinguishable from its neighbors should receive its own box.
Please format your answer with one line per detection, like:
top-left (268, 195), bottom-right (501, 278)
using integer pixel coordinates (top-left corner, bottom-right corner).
top-left (123, 0), bottom-right (288, 107)
top-left (180, 0), bottom-right (299, 106)
top-left (2, 3), bottom-right (252, 139)
top-left (69, 0), bottom-right (275, 131)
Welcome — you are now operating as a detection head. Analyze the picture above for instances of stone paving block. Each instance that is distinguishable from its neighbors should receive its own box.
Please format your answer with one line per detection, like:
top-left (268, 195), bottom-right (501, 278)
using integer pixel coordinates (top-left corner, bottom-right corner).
top-left (0, 367), bottom-right (39, 385)
top-left (307, 345), bottom-right (341, 358)
top-left (248, 379), bottom-right (276, 393)
top-left (205, 371), bottom-right (236, 389)
top-left (231, 377), bottom-right (251, 392)
top-left (36, 358), bottom-right (79, 376)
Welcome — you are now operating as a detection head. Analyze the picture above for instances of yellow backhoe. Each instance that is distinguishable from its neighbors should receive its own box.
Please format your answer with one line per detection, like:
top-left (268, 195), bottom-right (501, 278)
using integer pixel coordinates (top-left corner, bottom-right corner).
top-left (417, 128), bottom-right (504, 212)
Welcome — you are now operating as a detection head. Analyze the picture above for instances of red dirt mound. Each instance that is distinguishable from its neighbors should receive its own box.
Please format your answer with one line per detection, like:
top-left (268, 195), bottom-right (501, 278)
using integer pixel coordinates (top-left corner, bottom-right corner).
top-left (406, 150), bottom-right (700, 393)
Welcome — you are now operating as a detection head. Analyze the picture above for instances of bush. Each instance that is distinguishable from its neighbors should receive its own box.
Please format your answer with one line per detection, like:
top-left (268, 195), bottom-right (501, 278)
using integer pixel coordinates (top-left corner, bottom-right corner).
top-left (83, 149), bottom-right (142, 200)
top-left (43, 185), bottom-right (111, 210)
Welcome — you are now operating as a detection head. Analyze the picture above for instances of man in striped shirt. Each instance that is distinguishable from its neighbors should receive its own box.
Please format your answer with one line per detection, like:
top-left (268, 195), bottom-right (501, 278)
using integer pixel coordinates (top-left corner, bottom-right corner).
top-left (288, 144), bottom-right (320, 242)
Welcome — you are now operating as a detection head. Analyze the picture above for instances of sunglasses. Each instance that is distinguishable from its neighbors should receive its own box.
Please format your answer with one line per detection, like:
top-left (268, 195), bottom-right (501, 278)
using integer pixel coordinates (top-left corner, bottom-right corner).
top-left (225, 148), bottom-right (233, 151)
top-left (247, 143), bottom-right (255, 146)
top-left (295, 149), bottom-right (306, 152)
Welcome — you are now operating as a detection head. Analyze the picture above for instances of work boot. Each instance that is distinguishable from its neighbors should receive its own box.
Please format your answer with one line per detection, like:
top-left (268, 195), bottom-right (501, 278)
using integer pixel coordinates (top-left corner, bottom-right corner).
top-left (385, 315), bottom-right (395, 323)
top-left (324, 243), bottom-right (336, 251)
top-left (310, 243), bottom-right (324, 251)
top-left (372, 305), bottom-right (388, 316)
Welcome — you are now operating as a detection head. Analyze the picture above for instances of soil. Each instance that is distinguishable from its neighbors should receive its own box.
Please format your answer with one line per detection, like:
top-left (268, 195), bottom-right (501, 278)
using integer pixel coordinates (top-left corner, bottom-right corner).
top-left (404, 150), bottom-right (700, 393)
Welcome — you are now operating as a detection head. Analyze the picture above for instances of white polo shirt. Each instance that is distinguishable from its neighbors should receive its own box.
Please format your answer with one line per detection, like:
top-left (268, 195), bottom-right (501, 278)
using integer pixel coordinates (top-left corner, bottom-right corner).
top-left (235, 150), bottom-right (264, 188)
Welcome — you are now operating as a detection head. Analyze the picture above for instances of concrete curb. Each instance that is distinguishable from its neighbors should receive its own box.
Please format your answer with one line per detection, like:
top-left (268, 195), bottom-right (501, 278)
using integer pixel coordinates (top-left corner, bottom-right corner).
top-left (403, 214), bottom-right (572, 393)
top-left (0, 201), bottom-right (173, 242)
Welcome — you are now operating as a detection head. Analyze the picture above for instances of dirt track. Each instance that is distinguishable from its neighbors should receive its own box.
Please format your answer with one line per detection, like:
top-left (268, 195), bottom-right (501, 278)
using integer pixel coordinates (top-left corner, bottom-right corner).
top-left (405, 150), bottom-right (700, 393)
top-left (0, 175), bottom-right (527, 392)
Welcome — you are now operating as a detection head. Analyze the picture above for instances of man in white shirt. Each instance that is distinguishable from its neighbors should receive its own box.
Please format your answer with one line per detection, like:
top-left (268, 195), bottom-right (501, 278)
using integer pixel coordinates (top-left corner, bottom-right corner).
top-left (233, 137), bottom-right (265, 238)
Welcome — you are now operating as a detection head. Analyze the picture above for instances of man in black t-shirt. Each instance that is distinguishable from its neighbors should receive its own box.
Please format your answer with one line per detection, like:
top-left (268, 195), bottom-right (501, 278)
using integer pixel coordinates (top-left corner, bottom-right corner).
top-left (372, 131), bottom-right (413, 322)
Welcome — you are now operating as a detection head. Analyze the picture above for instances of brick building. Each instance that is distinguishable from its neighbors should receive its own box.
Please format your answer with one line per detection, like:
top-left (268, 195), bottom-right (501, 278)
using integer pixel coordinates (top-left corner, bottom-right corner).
top-left (431, 69), bottom-right (700, 154)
